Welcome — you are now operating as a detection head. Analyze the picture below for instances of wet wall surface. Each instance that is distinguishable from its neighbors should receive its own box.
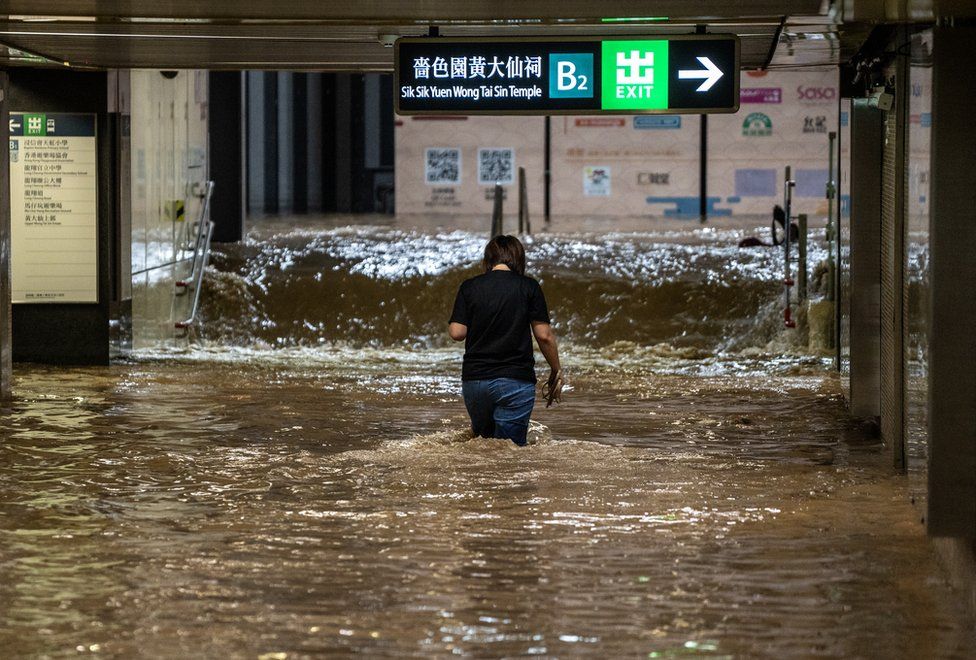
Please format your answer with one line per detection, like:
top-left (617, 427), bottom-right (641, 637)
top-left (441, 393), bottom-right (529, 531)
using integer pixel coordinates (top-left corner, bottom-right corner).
top-left (0, 215), bottom-right (971, 657)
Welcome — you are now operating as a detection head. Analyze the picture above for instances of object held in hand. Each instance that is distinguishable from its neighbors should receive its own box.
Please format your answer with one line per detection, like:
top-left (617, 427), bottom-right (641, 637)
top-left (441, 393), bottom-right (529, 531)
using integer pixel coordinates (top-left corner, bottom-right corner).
top-left (543, 369), bottom-right (564, 408)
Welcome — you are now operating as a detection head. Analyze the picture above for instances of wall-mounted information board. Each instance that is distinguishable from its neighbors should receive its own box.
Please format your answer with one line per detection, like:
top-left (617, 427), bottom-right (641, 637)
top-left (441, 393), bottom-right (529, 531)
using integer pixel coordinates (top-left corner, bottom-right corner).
top-left (395, 35), bottom-right (739, 115)
top-left (8, 113), bottom-right (98, 304)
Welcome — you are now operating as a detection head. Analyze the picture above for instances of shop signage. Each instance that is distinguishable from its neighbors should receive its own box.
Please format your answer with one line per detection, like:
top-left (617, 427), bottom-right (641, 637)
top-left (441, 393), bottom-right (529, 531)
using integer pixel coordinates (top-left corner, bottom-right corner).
top-left (742, 112), bottom-right (773, 137)
top-left (637, 172), bottom-right (671, 185)
top-left (633, 115), bottom-right (682, 129)
top-left (802, 116), bottom-right (828, 134)
top-left (395, 35), bottom-right (739, 115)
top-left (740, 87), bottom-right (781, 104)
top-left (796, 85), bottom-right (836, 101)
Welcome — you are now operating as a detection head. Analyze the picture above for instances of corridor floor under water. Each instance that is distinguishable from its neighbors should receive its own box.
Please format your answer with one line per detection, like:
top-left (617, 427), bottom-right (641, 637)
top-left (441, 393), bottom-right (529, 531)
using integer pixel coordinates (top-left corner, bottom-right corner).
top-left (0, 215), bottom-right (972, 657)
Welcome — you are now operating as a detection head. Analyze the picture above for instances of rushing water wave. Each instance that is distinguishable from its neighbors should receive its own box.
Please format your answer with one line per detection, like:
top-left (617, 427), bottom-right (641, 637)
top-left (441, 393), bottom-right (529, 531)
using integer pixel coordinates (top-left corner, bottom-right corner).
top-left (198, 218), bottom-right (825, 354)
top-left (1, 216), bottom-right (972, 657)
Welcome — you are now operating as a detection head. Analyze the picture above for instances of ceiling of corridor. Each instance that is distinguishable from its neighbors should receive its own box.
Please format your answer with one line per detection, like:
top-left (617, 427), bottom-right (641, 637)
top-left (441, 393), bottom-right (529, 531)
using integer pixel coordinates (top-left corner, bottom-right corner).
top-left (0, 1), bottom-right (962, 71)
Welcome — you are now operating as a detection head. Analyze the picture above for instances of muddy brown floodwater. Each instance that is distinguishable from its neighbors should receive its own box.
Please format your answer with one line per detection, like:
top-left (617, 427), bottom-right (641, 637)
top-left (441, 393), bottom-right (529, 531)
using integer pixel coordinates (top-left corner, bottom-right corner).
top-left (1, 216), bottom-right (973, 658)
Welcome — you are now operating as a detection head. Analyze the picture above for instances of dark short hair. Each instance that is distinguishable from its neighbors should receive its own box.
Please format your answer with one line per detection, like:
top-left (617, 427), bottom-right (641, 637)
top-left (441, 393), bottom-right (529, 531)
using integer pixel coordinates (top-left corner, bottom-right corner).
top-left (482, 235), bottom-right (526, 276)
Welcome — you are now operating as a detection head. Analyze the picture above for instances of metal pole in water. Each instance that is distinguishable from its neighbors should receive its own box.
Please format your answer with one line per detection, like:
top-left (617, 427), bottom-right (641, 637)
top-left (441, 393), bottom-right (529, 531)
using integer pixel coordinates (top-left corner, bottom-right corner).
top-left (827, 130), bottom-right (838, 364)
top-left (699, 114), bottom-right (708, 223)
top-left (783, 166), bottom-right (796, 328)
top-left (798, 213), bottom-right (808, 301)
top-left (544, 116), bottom-right (551, 225)
top-left (518, 167), bottom-right (529, 234)
top-left (491, 183), bottom-right (503, 237)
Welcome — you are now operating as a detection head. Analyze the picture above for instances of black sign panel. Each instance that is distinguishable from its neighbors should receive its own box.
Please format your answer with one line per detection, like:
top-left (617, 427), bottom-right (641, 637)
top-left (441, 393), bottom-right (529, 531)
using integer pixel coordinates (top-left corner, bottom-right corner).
top-left (395, 35), bottom-right (739, 115)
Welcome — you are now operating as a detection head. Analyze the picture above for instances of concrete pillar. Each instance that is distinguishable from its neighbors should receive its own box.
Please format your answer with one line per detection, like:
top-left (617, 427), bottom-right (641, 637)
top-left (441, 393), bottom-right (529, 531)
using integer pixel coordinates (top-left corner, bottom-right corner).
top-left (276, 71), bottom-right (293, 213)
top-left (246, 71), bottom-right (265, 215)
top-left (849, 100), bottom-right (883, 419)
top-left (364, 74), bottom-right (381, 170)
top-left (334, 74), bottom-right (352, 212)
top-left (306, 73), bottom-right (323, 212)
top-left (292, 72), bottom-right (307, 213)
top-left (108, 69), bottom-right (133, 357)
top-left (889, 43), bottom-right (909, 473)
top-left (928, 25), bottom-right (976, 539)
top-left (0, 71), bottom-right (11, 400)
top-left (209, 72), bottom-right (245, 242)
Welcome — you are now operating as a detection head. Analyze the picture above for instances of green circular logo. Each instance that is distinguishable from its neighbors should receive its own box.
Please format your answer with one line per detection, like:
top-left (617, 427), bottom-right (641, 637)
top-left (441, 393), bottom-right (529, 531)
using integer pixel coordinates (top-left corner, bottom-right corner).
top-left (742, 112), bottom-right (773, 137)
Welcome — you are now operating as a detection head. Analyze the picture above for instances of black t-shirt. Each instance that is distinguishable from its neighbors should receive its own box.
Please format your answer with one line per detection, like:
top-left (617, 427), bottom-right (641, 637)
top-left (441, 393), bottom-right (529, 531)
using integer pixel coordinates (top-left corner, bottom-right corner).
top-left (449, 270), bottom-right (551, 383)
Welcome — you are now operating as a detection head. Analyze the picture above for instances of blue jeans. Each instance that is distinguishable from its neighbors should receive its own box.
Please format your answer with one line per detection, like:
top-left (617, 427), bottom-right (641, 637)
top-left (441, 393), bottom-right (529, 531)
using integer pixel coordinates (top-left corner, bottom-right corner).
top-left (462, 378), bottom-right (536, 446)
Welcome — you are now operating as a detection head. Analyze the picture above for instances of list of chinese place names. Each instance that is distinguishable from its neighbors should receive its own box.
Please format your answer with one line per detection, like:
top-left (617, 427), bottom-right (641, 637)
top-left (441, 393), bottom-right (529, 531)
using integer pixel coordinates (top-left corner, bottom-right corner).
top-left (9, 113), bottom-right (98, 303)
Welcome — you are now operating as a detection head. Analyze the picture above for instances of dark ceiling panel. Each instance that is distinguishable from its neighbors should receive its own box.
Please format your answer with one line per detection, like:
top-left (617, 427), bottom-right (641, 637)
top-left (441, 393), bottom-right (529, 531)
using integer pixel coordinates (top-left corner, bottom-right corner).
top-left (0, 21), bottom-right (783, 70)
top-left (2, 1), bottom-right (823, 21)
top-left (0, 34), bottom-right (393, 70)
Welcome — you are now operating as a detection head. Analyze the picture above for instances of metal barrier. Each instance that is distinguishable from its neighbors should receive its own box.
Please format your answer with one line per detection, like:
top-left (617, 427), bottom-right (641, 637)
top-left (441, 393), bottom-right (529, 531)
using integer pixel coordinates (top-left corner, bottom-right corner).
top-left (490, 183), bottom-right (503, 237)
top-left (518, 167), bottom-right (531, 235)
top-left (174, 181), bottom-right (215, 336)
top-left (797, 213), bottom-right (808, 301)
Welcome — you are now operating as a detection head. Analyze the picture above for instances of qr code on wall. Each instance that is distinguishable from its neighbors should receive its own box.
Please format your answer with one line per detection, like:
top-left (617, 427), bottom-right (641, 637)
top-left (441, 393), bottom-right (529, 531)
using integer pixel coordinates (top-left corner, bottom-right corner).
top-left (478, 148), bottom-right (515, 185)
top-left (425, 148), bottom-right (461, 184)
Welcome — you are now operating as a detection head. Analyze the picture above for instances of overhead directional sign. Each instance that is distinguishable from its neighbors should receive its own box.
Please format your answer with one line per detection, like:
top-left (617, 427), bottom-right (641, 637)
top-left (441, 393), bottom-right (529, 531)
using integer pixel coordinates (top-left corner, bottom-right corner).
top-left (395, 35), bottom-right (739, 115)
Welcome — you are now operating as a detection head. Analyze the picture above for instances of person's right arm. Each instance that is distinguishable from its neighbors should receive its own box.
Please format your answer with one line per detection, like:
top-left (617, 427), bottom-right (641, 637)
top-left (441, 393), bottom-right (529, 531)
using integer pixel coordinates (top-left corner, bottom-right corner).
top-left (449, 284), bottom-right (468, 342)
top-left (449, 322), bottom-right (467, 341)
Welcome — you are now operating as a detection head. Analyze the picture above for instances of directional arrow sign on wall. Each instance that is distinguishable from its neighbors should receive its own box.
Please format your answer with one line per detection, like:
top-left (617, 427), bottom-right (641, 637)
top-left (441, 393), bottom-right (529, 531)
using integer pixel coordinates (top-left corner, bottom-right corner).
top-left (678, 57), bottom-right (724, 92)
top-left (666, 39), bottom-right (738, 110)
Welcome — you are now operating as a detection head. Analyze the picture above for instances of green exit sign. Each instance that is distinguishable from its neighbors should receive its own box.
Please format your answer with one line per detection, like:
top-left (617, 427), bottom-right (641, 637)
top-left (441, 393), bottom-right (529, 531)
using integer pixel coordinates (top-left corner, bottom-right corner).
top-left (600, 40), bottom-right (670, 110)
top-left (24, 114), bottom-right (47, 136)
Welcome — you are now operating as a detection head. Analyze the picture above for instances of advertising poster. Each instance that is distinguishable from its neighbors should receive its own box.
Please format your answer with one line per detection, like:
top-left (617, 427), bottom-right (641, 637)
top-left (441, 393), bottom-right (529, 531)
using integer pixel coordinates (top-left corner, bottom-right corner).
top-left (583, 166), bottom-right (611, 196)
top-left (8, 112), bottom-right (98, 303)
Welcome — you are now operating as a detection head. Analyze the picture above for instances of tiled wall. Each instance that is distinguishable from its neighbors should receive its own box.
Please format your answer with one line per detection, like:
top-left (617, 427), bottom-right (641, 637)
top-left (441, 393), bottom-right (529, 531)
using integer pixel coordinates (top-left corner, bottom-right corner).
top-left (129, 70), bottom-right (209, 349)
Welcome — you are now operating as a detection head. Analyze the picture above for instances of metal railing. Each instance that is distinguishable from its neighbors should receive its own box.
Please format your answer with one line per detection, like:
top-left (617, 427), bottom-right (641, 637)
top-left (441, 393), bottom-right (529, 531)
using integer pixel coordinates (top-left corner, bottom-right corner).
top-left (174, 180), bottom-right (215, 336)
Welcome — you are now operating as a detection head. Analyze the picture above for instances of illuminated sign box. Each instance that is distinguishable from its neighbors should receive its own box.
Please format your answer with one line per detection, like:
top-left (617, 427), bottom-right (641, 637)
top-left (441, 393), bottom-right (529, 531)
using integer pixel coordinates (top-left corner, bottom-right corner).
top-left (395, 35), bottom-right (739, 115)
top-left (8, 113), bottom-right (99, 304)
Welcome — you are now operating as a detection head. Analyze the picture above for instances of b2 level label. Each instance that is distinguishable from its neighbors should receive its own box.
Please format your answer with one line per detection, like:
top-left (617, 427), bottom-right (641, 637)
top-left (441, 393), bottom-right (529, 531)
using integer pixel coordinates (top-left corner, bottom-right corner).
top-left (395, 36), bottom-right (738, 115)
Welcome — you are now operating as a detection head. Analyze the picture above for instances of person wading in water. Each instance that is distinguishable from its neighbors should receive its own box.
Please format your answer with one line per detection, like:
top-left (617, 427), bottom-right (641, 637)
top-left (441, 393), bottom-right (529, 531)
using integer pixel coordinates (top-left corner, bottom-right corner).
top-left (448, 235), bottom-right (563, 446)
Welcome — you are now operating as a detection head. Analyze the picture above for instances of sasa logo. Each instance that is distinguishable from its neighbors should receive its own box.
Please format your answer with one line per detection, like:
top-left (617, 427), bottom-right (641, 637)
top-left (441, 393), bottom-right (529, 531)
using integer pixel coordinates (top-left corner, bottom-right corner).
top-left (797, 86), bottom-right (836, 101)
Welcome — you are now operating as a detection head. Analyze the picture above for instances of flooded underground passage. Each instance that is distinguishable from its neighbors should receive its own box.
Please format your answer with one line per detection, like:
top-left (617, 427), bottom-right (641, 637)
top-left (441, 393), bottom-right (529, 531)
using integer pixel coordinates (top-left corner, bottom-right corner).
top-left (2, 7), bottom-right (976, 660)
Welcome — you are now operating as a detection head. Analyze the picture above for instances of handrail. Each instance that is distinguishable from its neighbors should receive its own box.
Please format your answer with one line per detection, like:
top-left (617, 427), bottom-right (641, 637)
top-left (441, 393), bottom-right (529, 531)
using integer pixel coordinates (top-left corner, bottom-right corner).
top-left (176, 180), bottom-right (215, 293)
top-left (175, 181), bottom-right (215, 336)
top-left (175, 221), bottom-right (214, 334)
